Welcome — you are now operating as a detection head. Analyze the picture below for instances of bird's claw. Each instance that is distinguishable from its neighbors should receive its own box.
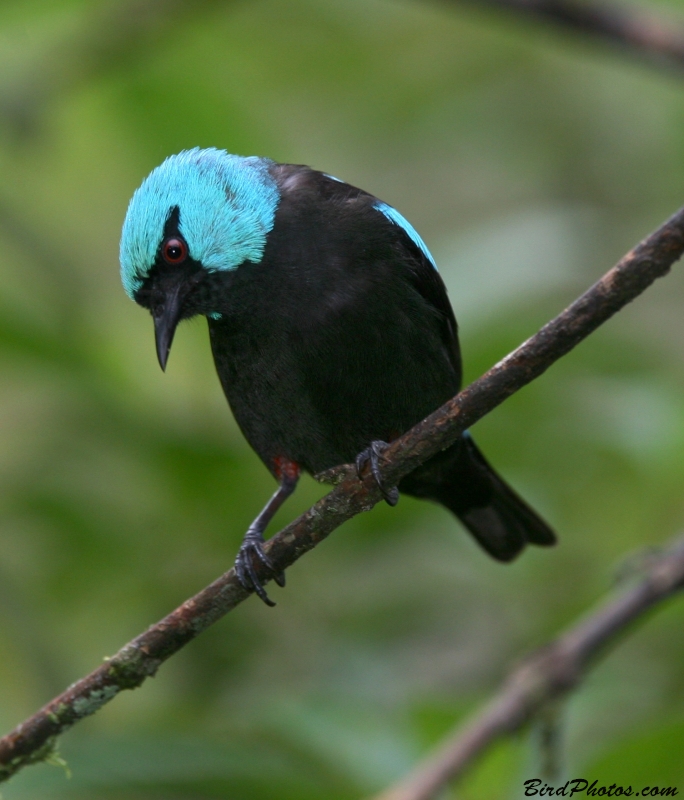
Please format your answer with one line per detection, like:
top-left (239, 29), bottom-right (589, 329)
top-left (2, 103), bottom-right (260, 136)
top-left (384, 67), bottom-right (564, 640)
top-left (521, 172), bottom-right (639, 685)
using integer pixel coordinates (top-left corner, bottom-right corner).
top-left (234, 530), bottom-right (285, 607)
top-left (355, 440), bottom-right (399, 506)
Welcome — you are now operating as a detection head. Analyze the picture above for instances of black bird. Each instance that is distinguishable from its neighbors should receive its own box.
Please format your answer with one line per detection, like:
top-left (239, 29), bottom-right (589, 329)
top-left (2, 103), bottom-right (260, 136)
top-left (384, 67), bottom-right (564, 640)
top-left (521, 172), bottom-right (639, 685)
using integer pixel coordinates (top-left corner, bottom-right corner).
top-left (120, 148), bottom-right (555, 605)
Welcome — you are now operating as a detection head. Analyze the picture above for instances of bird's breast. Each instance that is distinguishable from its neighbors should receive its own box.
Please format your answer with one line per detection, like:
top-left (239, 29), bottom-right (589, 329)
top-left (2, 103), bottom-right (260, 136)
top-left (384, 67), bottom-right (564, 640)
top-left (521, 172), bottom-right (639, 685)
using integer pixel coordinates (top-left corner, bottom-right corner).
top-left (206, 247), bottom-right (459, 477)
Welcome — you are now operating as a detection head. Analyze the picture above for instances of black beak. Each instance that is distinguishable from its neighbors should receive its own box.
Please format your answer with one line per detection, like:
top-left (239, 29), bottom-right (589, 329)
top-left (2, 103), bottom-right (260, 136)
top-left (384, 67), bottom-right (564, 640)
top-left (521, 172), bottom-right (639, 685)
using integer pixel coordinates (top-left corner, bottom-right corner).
top-left (153, 286), bottom-right (184, 371)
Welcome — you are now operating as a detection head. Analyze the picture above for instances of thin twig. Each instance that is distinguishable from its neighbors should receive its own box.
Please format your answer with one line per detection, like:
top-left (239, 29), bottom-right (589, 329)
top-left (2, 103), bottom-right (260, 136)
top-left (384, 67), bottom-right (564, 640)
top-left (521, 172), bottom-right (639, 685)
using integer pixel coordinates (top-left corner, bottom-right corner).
top-left (0, 203), bottom-right (683, 781)
top-left (456, 0), bottom-right (684, 72)
top-left (371, 534), bottom-right (684, 800)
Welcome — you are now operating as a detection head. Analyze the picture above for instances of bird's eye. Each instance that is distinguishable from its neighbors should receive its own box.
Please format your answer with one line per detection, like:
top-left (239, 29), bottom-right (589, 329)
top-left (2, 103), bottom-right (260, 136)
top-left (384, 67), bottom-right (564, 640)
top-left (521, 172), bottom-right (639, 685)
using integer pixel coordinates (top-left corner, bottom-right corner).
top-left (162, 237), bottom-right (188, 265)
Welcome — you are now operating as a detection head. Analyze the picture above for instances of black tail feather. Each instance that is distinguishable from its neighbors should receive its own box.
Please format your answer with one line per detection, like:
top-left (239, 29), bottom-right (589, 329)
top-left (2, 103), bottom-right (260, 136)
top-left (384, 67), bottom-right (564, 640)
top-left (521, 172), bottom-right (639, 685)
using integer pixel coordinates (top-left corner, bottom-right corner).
top-left (399, 433), bottom-right (556, 562)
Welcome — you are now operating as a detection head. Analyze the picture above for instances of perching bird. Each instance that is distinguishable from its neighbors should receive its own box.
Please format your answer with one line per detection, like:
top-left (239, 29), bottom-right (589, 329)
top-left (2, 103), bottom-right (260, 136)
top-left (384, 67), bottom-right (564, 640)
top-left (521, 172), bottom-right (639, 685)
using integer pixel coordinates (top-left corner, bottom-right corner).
top-left (120, 148), bottom-right (556, 605)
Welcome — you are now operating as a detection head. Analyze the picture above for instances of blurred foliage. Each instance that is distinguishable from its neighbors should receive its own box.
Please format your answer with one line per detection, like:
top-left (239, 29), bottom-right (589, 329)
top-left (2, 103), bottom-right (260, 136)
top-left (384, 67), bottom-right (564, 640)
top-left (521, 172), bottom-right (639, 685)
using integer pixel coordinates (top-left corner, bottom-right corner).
top-left (1, 0), bottom-right (684, 797)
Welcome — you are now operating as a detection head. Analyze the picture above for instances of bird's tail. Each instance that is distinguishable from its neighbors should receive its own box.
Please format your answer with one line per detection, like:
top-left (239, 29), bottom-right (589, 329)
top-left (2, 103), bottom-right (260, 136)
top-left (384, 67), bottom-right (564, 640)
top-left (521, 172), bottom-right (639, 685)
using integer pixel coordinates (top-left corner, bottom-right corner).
top-left (399, 432), bottom-right (556, 561)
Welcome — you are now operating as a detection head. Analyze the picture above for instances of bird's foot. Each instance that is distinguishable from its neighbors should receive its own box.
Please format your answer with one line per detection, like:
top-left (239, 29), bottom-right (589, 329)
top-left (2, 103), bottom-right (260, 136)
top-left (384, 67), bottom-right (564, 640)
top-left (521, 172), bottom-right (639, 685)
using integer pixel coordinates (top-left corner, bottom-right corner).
top-left (234, 528), bottom-right (286, 607)
top-left (355, 440), bottom-right (399, 506)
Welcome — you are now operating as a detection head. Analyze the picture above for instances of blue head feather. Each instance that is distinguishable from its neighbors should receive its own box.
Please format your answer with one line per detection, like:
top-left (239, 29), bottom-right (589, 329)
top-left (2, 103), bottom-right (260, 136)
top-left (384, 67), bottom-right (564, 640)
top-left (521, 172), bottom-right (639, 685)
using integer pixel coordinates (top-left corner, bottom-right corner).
top-left (119, 148), bottom-right (280, 299)
top-left (373, 201), bottom-right (437, 270)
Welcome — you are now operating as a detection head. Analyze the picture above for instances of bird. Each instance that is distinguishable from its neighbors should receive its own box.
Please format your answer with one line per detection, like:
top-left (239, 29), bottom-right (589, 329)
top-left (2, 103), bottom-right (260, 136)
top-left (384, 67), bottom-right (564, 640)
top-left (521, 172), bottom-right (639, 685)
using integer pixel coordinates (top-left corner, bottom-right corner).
top-left (119, 147), bottom-right (556, 605)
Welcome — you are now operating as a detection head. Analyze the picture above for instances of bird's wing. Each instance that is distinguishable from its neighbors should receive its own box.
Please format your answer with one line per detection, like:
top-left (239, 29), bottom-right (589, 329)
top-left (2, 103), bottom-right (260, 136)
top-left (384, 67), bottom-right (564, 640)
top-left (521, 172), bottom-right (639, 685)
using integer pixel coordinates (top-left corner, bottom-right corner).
top-left (371, 200), bottom-right (461, 379)
top-left (271, 163), bottom-right (462, 381)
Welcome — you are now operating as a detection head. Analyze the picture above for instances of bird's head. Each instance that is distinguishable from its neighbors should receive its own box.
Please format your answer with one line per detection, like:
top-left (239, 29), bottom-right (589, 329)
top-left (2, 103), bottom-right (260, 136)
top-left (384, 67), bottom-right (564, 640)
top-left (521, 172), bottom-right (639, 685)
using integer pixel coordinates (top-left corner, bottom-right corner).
top-left (119, 148), bottom-right (279, 369)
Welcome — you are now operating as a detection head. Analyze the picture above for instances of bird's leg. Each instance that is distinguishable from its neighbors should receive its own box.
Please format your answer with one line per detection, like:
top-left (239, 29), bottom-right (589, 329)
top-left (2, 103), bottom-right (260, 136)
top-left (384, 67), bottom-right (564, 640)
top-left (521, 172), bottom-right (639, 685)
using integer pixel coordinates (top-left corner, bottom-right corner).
top-left (355, 440), bottom-right (399, 506)
top-left (234, 459), bottom-right (300, 607)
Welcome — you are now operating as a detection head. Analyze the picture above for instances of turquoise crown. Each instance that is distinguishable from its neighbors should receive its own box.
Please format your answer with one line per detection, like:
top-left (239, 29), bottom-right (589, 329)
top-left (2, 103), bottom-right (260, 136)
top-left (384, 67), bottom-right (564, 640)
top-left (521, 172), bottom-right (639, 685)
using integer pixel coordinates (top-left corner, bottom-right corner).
top-left (119, 148), bottom-right (280, 299)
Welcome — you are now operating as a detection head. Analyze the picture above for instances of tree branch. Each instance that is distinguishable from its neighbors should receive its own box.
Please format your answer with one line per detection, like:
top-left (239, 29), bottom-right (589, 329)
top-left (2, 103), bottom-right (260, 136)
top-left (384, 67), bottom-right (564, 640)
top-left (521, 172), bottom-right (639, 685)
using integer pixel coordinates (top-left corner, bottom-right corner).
top-left (455, 0), bottom-right (684, 72)
top-left (371, 534), bottom-right (684, 800)
top-left (1, 206), bottom-right (684, 782)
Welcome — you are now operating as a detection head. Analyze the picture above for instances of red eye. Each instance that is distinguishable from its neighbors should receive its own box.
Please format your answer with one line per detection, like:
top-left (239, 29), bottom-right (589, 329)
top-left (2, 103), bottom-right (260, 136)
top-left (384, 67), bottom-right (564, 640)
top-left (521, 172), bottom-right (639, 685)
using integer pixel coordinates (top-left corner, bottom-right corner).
top-left (162, 237), bottom-right (188, 265)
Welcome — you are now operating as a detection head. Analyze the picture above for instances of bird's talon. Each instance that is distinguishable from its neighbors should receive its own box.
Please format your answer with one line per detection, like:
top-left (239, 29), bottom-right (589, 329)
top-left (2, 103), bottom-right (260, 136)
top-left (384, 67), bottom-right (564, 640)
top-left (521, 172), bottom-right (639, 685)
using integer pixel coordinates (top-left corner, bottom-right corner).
top-left (234, 539), bottom-right (278, 606)
top-left (250, 536), bottom-right (277, 572)
top-left (235, 558), bottom-right (247, 591)
top-left (256, 585), bottom-right (276, 607)
top-left (356, 440), bottom-right (399, 506)
top-left (384, 485), bottom-right (400, 506)
top-left (355, 451), bottom-right (367, 480)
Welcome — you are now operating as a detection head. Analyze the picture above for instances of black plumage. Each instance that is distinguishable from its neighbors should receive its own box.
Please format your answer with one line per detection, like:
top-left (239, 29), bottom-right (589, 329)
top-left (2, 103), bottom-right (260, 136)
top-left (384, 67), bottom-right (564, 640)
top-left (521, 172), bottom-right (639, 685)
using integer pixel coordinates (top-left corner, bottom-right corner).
top-left (131, 159), bottom-right (556, 604)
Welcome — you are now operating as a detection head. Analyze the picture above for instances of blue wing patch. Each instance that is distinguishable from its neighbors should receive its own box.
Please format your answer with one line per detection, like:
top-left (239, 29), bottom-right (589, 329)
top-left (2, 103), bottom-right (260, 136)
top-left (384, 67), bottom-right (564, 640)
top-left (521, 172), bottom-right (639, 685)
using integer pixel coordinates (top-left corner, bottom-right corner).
top-left (373, 201), bottom-right (437, 270)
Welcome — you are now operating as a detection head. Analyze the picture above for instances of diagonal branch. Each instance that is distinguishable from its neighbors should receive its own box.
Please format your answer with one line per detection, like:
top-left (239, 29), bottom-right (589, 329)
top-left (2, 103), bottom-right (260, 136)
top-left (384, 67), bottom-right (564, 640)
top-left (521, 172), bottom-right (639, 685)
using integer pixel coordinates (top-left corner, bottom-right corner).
top-left (1, 206), bottom-right (684, 782)
top-left (371, 534), bottom-right (684, 800)
top-left (455, 0), bottom-right (684, 72)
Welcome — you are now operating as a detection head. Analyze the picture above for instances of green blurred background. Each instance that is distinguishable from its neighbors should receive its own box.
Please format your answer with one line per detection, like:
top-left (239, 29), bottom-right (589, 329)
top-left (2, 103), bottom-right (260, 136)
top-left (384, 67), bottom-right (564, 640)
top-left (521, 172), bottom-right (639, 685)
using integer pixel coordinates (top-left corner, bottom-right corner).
top-left (1, 0), bottom-right (684, 797)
